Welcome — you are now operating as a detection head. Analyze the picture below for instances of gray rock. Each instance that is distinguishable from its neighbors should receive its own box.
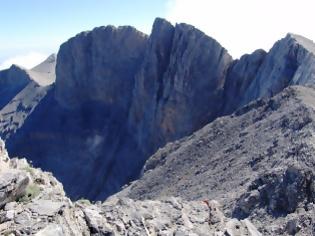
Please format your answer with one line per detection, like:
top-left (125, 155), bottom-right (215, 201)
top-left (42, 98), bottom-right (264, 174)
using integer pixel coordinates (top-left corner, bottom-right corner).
top-left (285, 219), bottom-right (301, 235)
top-left (241, 34), bottom-right (315, 106)
top-left (0, 171), bottom-right (29, 207)
top-left (35, 224), bottom-right (64, 236)
top-left (0, 142), bottom-right (261, 235)
top-left (234, 165), bottom-right (315, 218)
top-left (6, 18), bottom-right (233, 201)
top-left (129, 18), bottom-right (233, 156)
top-left (29, 54), bottom-right (56, 86)
top-left (119, 86), bottom-right (315, 234)
top-left (0, 65), bottom-right (31, 109)
top-left (27, 200), bottom-right (64, 216)
top-left (223, 49), bottom-right (267, 114)
top-left (55, 25), bottom-right (148, 109)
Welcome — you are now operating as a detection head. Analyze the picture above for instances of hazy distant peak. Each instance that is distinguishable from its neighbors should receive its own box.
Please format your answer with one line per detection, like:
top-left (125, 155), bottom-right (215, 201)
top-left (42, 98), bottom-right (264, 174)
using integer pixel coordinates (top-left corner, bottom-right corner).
top-left (28, 54), bottom-right (56, 86)
top-left (31, 53), bottom-right (56, 73)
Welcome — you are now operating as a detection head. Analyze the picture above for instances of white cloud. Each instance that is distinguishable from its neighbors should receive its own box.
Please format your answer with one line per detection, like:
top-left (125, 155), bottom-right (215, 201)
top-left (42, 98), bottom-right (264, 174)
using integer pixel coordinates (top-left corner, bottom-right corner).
top-left (0, 52), bottom-right (49, 70)
top-left (166, 0), bottom-right (315, 58)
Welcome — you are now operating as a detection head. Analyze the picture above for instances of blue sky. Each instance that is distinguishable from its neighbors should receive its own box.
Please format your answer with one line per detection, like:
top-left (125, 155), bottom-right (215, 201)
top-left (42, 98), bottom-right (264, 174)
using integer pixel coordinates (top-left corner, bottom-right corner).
top-left (2, 0), bottom-right (315, 69)
top-left (0, 0), bottom-right (167, 68)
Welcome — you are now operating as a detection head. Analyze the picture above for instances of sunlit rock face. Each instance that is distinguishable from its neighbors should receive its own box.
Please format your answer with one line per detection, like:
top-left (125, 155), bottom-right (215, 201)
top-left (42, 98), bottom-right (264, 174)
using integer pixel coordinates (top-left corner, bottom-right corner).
top-left (128, 18), bottom-right (233, 156)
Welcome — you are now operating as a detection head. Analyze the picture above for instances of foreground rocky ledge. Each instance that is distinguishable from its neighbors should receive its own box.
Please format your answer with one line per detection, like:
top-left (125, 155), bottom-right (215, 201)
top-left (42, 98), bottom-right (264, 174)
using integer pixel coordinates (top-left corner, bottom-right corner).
top-left (0, 140), bottom-right (261, 235)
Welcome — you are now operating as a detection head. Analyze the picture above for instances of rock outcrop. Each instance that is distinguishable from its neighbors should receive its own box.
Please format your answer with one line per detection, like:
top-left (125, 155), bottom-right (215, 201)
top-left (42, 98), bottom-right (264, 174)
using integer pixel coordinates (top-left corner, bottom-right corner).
top-left (223, 34), bottom-right (315, 114)
top-left (129, 18), bottom-right (232, 155)
top-left (0, 139), bottom-right (261, 235)
top-left (119, 85), bottom-right (315, 235)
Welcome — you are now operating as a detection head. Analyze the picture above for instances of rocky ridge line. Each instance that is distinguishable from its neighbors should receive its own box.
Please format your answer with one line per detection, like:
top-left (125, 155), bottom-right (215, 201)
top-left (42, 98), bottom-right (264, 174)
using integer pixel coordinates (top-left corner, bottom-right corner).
top-left (0, 139), bottom-right (261, 235)
top-left (119, 85), bottom-right (315, 235)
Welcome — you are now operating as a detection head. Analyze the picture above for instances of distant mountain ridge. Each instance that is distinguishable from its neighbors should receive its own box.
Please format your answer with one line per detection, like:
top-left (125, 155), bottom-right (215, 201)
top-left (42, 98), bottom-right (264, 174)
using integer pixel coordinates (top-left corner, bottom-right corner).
top-left (1, 18), bottom-right (315, 201)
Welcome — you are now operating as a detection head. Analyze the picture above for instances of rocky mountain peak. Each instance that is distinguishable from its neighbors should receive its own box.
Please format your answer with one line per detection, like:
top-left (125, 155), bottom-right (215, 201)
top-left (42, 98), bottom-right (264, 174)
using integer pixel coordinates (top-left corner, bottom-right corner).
top-left (31, 53), bottom-right (56, 72)
top-left (55, 24), bottom-right (148, 109)
top-left (28, 54), bottom-right (57, 86)
top-left (4, 17), bottom-right (315, 206)
top-left (286, 33), bottom-right (315, 54)
top-left (151, 17), bottom-right (174, 32)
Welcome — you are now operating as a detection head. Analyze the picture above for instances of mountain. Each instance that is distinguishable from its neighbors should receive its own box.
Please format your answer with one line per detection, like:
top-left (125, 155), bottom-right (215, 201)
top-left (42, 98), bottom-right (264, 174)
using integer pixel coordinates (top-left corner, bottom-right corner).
top-left (2, 18), bottom-right (315, 202)
top-left (118, 85), bottom-right (315, 234)
top-left (1, 17), bottom-right (315, 235)
top-left (0, 54), bottom-right (56, 107)
top-left (0, 65), bottom-right (31, 109)
top-left (1, 86), bottom-right (315, 235)
top-left (28, 53), bottom-right (56, 86)
top-left (0, 54), bottom-right (56, 140)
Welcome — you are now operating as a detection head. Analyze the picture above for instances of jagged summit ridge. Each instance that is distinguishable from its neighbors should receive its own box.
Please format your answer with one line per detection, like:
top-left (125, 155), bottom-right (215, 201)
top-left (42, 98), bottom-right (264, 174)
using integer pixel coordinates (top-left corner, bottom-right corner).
top-left (287, 33), bottom-right (315, 54)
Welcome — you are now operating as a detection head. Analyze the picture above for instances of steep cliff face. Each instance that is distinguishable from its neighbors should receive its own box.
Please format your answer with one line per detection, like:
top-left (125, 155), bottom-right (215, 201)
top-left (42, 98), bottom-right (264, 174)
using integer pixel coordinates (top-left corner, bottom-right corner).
top-left (6, 19), bottom-right (234, 200)
top-left (240, 34), bottom-right (315, 106)
top-left (55, 25), bottom-right (148, 110)
top-left (222, 49), bottom-right (267, 114)
top-left (129, 18), bottom-right (233, 155)
top-left (222, 33), bottom-right (315, 115)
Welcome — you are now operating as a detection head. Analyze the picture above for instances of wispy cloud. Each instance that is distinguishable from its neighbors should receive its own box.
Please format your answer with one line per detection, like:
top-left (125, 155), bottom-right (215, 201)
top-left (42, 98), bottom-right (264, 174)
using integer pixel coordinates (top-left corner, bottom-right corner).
top-left (166, 0), bottom-right (315, 58)
top-left (0, 52), bottom-right (49, 70)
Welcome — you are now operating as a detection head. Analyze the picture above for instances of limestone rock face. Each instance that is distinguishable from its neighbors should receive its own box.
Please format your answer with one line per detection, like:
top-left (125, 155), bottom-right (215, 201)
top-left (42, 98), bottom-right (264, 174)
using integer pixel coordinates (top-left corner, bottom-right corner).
top-left (5, 19), bottom-right (233, 200)
top-left (223, 49), bottom-right (267, 114)
top-left (129, 18), bottom-right (233, 155)
top-left (241, 34), bottom-right (315, 105)
top-left (55, 25), bottom-right (148, 109)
